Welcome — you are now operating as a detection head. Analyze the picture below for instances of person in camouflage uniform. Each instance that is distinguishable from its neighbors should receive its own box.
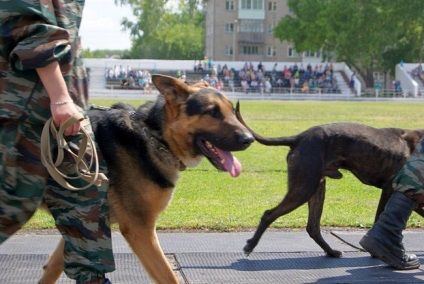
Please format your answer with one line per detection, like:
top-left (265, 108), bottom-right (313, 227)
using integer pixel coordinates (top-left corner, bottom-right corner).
top-left (0, 1), bottom-right (115, 283)
top-left (360, 138), bottom-right (424, 270)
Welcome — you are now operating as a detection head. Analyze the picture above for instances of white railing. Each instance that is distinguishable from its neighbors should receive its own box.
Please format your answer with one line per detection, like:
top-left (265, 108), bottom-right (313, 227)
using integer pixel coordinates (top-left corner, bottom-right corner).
top-left (395, 64), bottom-right (418, 97)
top-left (364, 88), bottom-right (416, 98)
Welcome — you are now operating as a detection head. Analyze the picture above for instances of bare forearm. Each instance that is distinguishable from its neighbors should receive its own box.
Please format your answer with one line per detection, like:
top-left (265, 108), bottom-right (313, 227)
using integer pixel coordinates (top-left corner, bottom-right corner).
top-left (36, 61), bottom-right (80, 136)
top-left (36, 61), bottom-right (71, 103)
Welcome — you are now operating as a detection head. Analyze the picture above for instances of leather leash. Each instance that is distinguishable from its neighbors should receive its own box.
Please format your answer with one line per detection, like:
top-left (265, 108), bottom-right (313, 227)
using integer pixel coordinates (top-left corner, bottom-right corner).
top-left (40, 113), bottom-right (108, 190)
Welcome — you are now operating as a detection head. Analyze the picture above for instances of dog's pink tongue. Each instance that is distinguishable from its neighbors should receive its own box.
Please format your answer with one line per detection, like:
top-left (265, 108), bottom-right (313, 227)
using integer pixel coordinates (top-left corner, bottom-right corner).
top-left (216, 149), bottom-right (242, 177)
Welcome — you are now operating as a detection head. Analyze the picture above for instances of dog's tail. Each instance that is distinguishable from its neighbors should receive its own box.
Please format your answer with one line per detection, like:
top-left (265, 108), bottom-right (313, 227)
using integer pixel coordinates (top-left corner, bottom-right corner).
top-left (235, 101), bottom-right (297, 147)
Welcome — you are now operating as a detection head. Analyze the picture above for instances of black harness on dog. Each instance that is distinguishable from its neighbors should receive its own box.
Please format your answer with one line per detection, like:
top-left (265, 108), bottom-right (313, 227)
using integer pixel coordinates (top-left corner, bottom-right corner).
top-left (91, 106), bottom-right (186, 171)
top-left (139, 125), bottom-right (186, 171)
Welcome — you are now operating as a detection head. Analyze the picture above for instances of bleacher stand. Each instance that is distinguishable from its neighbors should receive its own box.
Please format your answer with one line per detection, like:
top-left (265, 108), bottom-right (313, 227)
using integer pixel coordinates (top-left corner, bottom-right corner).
top-left (105, 62), bottom-right (345, 95)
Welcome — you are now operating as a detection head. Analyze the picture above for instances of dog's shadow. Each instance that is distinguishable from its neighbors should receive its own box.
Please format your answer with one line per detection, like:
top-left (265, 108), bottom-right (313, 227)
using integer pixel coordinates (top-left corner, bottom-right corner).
top-left (181, 253), bottom-right (424, 283)
top-left (230, 253), bottom-right (424, 271)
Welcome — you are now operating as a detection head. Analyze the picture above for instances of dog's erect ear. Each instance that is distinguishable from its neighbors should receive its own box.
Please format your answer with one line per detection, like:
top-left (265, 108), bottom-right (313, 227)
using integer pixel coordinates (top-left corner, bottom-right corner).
top-left (235, 100), bottom-right (246, 125)
top-left (152, 74), bottom-right (196, 102)
top-left (235, 100), bottom-right (241, 114)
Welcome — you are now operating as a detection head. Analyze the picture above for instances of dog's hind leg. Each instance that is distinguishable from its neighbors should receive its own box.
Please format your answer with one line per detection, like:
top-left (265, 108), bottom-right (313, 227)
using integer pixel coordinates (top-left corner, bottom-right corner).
top-left (39, 237), bottom-right (65, 284)
top-left (306, 179), bottom-right (342, 257)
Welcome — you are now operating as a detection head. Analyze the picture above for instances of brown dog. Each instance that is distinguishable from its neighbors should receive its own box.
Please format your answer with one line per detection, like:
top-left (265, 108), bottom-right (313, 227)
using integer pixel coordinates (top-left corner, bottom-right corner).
top-left (39, 75), bottom-right (254, 283)
top-left (235, 102), bottom-right (424, 258)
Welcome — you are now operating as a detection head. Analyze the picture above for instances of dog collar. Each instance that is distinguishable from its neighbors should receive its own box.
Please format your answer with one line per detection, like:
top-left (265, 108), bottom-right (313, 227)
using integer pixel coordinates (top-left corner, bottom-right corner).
top-left (99, 107), bottom-right (185, 170)
top-left (140, 127), bottom-right (186, 171)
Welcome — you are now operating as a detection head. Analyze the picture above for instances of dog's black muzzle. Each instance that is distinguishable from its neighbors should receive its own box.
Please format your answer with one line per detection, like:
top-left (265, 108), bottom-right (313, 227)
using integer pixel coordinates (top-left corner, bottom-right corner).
top-left (237, 132), bottom-right (255, 150)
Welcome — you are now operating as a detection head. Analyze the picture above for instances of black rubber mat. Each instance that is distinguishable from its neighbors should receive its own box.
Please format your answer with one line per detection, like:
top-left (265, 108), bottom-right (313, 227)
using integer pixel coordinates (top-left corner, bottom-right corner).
top-left (0, 254), bottom-right (48, 283)
top-left (177, 252), bottom-right (424, 283)
top-left (2, 231), bottom-right (424, 283)
top-left (2, 252), bottom-right (424, 283)
top-left (0, 254), bottom-right (152, 284)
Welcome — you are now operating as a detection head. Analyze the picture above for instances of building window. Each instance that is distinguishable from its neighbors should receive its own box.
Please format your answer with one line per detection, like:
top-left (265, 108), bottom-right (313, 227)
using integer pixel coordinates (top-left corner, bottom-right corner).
top-left (241, 0), bottom-right (251, 9)
top-left (268, 1), bottom-right (277, 11)
top-left (241, 0), bottom-right (263, 10)
top-left (267, 46), bottom-right (276, 57)
top-left (226, 1), bottom-right (235, 11)
top-left (304, 50), bottom-right (315, 57)
top-left (240, 45), bottom-right (260, 55)
top-left (253, 0), bottom-right (263, 9)
top-left (225, 23), bottom-right (235, 33)
top-left (267, 23), bottom-right (273, 33)
top-left (240, 19), bottom-right (264, 33)
top-left (225, 45), bottom-right (233, 56)
top-left (288, 47), bottom-right (298, 57)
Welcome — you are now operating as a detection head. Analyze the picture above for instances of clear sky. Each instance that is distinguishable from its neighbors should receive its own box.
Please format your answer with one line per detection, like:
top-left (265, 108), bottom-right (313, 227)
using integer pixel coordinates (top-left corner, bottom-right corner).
top-left (80, 0), bottom-right (134, 50)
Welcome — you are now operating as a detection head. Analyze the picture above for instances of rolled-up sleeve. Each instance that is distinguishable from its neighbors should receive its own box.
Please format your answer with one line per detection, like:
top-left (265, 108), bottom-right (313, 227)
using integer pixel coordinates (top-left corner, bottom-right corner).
top-left (0, 1), bottom-right (72, 71)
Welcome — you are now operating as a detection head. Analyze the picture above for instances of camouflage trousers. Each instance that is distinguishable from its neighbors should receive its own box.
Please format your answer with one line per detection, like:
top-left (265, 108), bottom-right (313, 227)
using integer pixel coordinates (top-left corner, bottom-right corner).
top-left (0, 117), bottom-right (115, 283)
top-left (393, 137), bottom-right (424, 206)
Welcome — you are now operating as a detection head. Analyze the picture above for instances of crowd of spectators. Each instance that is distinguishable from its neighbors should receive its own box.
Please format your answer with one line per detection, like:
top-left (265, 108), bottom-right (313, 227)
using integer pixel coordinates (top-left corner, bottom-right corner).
top-left (102, 60), bottom-right (424, 97)
top-left (106, 65), bottom-right (153, 92)
top-left (105, 61), bottom-right (342, 95)
top-left (194, 61), bottom-right (340, 95)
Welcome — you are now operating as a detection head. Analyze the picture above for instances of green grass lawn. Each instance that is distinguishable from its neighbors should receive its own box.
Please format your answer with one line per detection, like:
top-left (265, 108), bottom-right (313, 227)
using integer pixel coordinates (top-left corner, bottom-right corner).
top-left (25, 99), bottom-right (424, 231)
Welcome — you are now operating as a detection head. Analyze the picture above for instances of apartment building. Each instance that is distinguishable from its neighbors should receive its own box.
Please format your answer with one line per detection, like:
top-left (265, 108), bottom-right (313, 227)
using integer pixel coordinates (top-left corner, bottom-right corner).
top-left (204, 0), bottom-right (322, 63)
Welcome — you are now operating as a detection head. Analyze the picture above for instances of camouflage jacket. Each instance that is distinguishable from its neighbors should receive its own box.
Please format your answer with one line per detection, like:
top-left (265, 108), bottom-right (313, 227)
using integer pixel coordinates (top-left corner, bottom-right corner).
top-left (0, 0), bottom-right (89, 123)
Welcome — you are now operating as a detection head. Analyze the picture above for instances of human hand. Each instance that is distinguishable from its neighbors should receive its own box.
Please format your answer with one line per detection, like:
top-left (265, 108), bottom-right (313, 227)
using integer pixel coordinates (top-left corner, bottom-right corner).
top-left (50, 101), bottom-right (81, 136)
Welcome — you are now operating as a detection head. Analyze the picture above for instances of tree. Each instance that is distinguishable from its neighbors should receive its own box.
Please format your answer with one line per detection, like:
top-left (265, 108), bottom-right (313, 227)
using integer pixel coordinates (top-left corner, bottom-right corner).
top-left (274, 0), bottom-right (424, 88)
top-left (114, 0), bottom-right (204, 59)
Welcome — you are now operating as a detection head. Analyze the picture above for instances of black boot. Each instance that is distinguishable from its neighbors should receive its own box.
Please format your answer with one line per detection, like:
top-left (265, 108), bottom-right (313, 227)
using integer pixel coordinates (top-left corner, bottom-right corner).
top-left (359, 191), bottom-right (420, 270)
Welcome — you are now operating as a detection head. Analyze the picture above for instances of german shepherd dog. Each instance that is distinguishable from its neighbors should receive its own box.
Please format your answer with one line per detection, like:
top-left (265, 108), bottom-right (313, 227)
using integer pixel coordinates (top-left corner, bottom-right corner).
top-left (40, 75), bottom-right (254, 284)
top-left (235, 104), bottom-right (424, 258)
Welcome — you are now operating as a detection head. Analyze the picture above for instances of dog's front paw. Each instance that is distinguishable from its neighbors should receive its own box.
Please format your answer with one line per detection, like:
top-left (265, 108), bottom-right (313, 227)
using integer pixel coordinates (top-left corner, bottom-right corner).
top-left (243, 241), bottom-right (254, 256)
top-left (326, 249), bottom-right (343, 258)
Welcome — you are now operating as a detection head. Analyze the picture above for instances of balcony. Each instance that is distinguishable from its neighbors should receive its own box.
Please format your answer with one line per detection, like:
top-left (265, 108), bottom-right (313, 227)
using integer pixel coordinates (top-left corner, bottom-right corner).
top-left (237, 32), bottom-right (265, 44)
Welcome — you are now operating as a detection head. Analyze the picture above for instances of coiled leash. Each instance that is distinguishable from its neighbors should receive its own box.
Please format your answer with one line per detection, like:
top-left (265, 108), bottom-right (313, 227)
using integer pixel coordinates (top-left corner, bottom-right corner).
top-left (40, 113), bottom-right (108, 190)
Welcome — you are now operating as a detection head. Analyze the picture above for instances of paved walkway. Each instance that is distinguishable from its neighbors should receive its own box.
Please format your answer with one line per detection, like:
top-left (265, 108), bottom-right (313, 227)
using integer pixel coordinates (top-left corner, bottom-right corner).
top-left (1, 229), bottom-right (424, 283)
